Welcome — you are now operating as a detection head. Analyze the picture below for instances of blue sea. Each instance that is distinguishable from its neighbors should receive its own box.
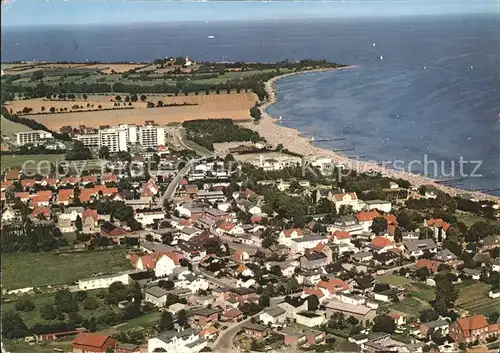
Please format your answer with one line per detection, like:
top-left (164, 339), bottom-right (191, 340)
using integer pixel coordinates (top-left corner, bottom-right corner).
top-left (2, 15), bottom-right (499, 195)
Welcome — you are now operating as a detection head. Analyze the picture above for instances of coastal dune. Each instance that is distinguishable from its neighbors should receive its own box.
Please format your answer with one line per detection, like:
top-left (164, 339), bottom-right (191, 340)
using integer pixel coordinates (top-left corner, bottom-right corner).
top-left (244, 68), bottom-right (499, 202)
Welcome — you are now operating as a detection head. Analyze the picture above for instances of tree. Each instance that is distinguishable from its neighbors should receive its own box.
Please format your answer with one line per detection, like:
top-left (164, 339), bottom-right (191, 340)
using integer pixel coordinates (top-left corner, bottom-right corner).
top-left (74, 291), bottom-right (88, 302)
top-left (75, 215), bottom-right (83, 232)
top-left (82, 94), bottom-right (88, 100)
top-left (2, 311), bottom-right (29, 339)
top-left (397, 211), bottom-right (414, 231)
top-left (115, 95), bottom-right (122, 101)
top-left (68, 312), bottom-right (84, 325)
top-left (434, 273), bottom-right (459, 312)
top-left (54, 290), bottom-right (78, 313)
top-left (419, 309), bottom-right (438, 323)
top-left (158, 311), bottom-right (174, 331)
top-left (371, 217), bottom-right (388, 234)
top-left (157, 100), bottom-right (164, 107)
top-left (50, 107), bottom-right (56, 113)
top-left (15, 299), bottom-right (35, 312)
top-left (99, 146), bottom-right (110, 160)
top-left (259, 294), bottom-right (270, 308)
top-left (158, 280), bottom-right (175, 290)
top-left (416, 266), bottom-right (430, 281)
top-left (177, 309), bottom-right (188, 328)
top-left (249, 105), bottom-right (261, 121)
top-left (140, 94), bottom-right (147, 102)
top-left (83, 297), bottom-right (99, 310)
top-left (372, 314), bottom-right (396, 334)
top-left (40, 304), bottom-right (58, 320)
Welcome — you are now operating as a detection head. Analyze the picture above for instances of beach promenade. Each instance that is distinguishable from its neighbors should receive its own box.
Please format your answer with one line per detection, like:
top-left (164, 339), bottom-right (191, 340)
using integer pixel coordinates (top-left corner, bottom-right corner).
top-left (244, 68), bottom-right (499, 202)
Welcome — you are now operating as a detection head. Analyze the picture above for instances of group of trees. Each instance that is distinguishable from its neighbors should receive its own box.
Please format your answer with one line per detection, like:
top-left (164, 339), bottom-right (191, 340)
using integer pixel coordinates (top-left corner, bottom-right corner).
top-left (183, 119), bottom-right (262, 151)
top-left (65, 140), bottom-right (93, 160)
top-left (1, 223), bottom-right (61, 253)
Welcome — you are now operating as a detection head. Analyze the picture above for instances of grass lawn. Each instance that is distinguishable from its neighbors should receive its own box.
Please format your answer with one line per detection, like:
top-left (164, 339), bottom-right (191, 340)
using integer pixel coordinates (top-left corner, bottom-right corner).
top-left (2, 249), bottom-right (131, 290)
top-left (2, 289), bottom-right (109, 327)
top-left (456, 280), bottom-right (499, 315)
top-left (408, 282), bottom-right (435, 302)
top-left (0, 154), bottom-right (64, 171)
top-left (102, 311), bottom-right (161, 334)
top-left (1, 116), bottom-right (33, 134)
top-left (455, 211), bottom-right (499, 227)
top-left (388, 297), bottom-right (431, 315)
top-left (376, 274), bottom-right (414, 286)
top-left (3, 339), bottom-right (73, 353)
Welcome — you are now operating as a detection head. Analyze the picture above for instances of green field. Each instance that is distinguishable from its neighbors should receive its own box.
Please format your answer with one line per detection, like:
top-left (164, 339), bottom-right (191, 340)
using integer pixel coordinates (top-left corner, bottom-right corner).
top-left (386, 297), bottom-right (431, 316)
top-left (2, 249), bottom-right (131, 289)
top-left (0, 154), bottom-right (64, 171)
top-left (456, 281), bottom-right (499, 315)
top-left (1, 116), bottom-right (33, 134)
top-left (376, 274), bottom-right (414, 286)
top-left (3, 339), bottom-right (73, 353)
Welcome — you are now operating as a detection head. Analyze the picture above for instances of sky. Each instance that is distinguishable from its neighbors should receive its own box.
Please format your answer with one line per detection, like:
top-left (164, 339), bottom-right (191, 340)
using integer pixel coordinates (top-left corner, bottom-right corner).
top-left (1, 0), bottom-right (498, 27)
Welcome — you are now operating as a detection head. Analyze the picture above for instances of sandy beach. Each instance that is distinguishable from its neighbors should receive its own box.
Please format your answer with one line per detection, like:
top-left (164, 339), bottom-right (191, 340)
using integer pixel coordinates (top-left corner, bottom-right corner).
top-left (243, 67), bottom-right (500, 202)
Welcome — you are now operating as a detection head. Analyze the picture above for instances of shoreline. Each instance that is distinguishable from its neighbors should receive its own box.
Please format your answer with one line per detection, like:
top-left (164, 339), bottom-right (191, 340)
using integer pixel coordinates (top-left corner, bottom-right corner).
top-left (244, 67), bottom-right (500, 202)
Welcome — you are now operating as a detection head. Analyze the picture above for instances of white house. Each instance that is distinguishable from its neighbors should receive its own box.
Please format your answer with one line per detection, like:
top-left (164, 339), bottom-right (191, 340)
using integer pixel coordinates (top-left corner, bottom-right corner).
top-left (488, 289), bottom-right (500, 299)
top-left (135, 209), bottom-right (165, 226)
top-left (355, 211), bottom-right (382, 233)
top-left (216, 222), bottom-right (244, 236)
top-left (265, 261), bottom-right (298, 278)
top-left (332, 192), bottom-right (365, 212)
top-left (328, 215), bottom-right (364, 236)
top-left (278, 228), bottom-right (303, 248)
top-left (1, 207), bottom-right (16, 222)
top-left (78, 271), bottom-right (132, 291)
top-left (295, 311), bottom-right (325, 327)
top-left (155, 253), bottom-right (181, 278)
top-left (259, 307), bottom-right (286, 326)
top-left (364, 200), bottom-right (392, 213)
top-left (59, 207), bottom-right (83, 222)
top-left (147, 329), bottom-right (206, 353)
top-left (403, 239), bottom-right (438, 258)
top-left (290, 235), bottom-right (328, 254)
top-left (176, 272), bottom-right (209, 293)
top-left (144, 286), bottom-right (168, 307)
top-left (278, 298), bottom-right (309, 319)
top-left (337, 292), bottom-right (366, 306)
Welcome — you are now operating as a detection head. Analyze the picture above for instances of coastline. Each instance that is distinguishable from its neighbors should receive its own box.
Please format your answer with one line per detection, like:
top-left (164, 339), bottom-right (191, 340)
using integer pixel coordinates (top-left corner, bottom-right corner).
top-left (244, 67), bottom-right (500, 202)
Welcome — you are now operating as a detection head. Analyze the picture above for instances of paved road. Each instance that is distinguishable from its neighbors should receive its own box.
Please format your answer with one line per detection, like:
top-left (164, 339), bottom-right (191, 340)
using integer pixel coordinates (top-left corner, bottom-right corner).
top-left (212, 312), bottom-right (261, 352)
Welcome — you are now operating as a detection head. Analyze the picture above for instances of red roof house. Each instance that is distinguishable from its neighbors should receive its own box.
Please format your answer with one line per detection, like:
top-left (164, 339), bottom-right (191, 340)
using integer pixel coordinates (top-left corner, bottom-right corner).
top-left (72, 333), bottom-right (116, 353)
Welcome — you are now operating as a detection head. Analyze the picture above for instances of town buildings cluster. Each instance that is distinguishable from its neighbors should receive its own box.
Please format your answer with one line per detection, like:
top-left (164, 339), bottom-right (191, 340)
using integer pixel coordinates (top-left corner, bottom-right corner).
top-left (1, 135), bottom-right (499, 353)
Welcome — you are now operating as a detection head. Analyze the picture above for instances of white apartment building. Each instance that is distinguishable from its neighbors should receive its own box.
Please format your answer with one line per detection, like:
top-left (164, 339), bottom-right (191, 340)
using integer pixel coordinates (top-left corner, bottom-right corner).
top-left (78, 271), bottom-right (132, 291)
top-left (15, 130), bottom-right (53, 145)
top-left (139, 124), bottom-right (166, 148)
top-left (148, 329), bottom-right (206, 353)
top-left (75, 124), bottom-right (167, 152)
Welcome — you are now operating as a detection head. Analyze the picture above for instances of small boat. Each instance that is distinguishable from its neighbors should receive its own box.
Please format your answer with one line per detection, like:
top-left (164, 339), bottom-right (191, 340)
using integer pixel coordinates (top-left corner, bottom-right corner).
top-left (380, 55), bottom-right (384, 60)
top-left (208, 35), bottom-right (215, 39)
top-left (372, 42), bottom-right (376, 47)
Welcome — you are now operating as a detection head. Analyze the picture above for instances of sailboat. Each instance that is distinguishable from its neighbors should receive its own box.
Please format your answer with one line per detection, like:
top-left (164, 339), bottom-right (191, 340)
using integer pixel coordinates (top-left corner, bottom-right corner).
top-left (380, 55), bottom-right (384, 61)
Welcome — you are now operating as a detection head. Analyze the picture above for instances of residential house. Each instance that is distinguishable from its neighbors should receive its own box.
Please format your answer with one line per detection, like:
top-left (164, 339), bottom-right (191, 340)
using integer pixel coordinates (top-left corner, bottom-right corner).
top-left (242, 323), bottom-right (267, 338)
top-left (72, 333), bottom-right (117, 353)
top-left (78, 271), bottom-right (132, 291)
top-left (416, 258), bottom-right (441, 274)
top-left (492, 259), bottom-right (500, 272)
top-left (295, 311), bottom-right (325, 327)
top-left (259, 307), bottom-right (286, 326)
top-left (450, 314), bottom-right (499, 343)
top-left (364, 200), bottom-right (392, 213)
top-left (144, 286), bottom-right (169, 307)
top-left (291, 235), bottom-right (328, 254)
top-left (403, 239), bottom-right (438, 258)
top-left (328, 215), bottom-right (364, 235)
top-left (31, 190), bottom-right (52, 207)
top-left (325, 301), bottom-right (377, 327)
top-left (278, 228), bottom-right (303, 247)
top-left (192, 308), bottom-right (219, 326)
top-left (433, 249), bottom-right (462, 268)
top-left (317, 278), bottom-right (351, 299)
top-left (155, 252), bottom-right (182, 278)
top-left (419, 320), bottom-right (450, 338)
top-left (1, 207), bottom-right (16, 222)
top-left (366, 236), bottom-right (394, 253)
top-left (236, 264), bottom-right (254, 277)
top-left (14, 192), bottom-right (30, 203)
top-left (300, 251), bottom-right (329, 269)
top-left (426, 218), bottom-right (451, 241)
top-left (221, 308), bottom-right (243, 323)
top-left (216, 221), bottom-right (244, 236)
top-left (480, 235), bottom-right (500, 251)
top-left (332, 192), bottom-right (364, 212)
top-left (232, 249), bottom-right (250, 263)
top-left (388, 312), bottom-right (406, 327)
top-left (82, 208), bottom-right (99, 234)
top-left (281, 326), bottom-right (326, 346)
top-left (134, 208), bottom-right (164, 226)
top-left (147, 329), bottom-right (206, 353)
top-left (331, 231), bottom-right (352, 244)
top-left (100, 222), bottom-right (129, 242)
top-left (278, 296), bottom-right (309, 319)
